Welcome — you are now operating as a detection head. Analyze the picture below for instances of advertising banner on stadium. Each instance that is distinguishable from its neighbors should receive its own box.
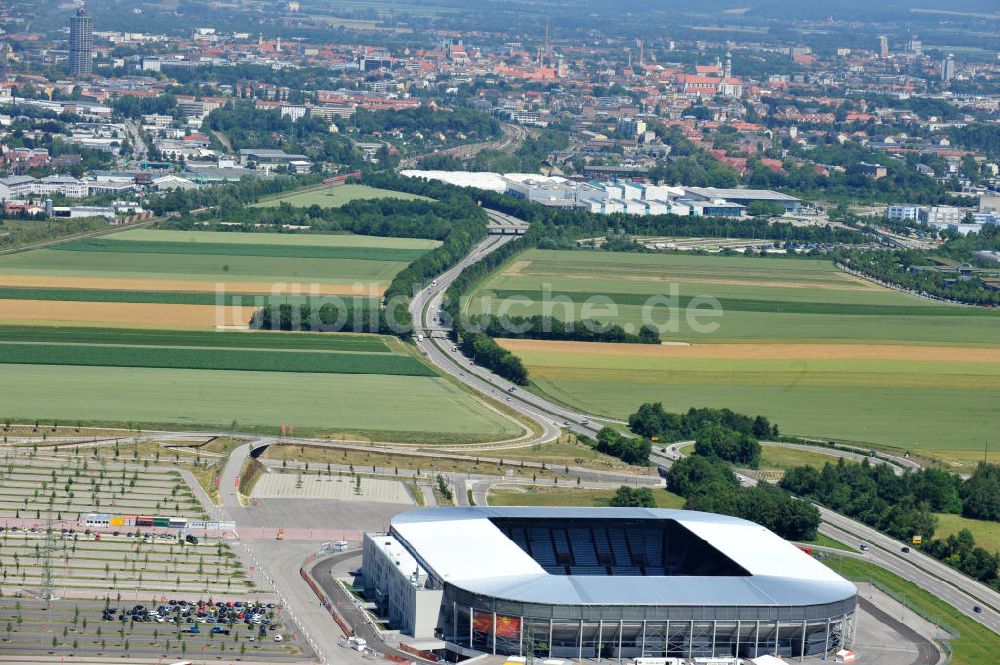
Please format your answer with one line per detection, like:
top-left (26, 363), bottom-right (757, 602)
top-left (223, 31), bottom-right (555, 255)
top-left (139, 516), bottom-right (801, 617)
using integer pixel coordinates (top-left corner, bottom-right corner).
top-left (472, 611), bottom-right (493, 633)
top-left (496, 615), bottom-right (521, 638)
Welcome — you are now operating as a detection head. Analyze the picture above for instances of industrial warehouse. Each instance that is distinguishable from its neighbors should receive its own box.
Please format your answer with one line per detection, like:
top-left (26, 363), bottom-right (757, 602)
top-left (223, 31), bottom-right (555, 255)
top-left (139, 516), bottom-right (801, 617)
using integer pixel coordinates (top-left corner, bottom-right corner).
top-left (362, 507), bottom-right (858, 661)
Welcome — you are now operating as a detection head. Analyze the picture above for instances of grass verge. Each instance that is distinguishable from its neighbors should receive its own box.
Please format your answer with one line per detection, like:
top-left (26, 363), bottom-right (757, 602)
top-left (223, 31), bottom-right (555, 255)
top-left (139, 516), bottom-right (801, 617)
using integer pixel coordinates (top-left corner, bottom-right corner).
top-left (824, 555), bottom-right (997, 665)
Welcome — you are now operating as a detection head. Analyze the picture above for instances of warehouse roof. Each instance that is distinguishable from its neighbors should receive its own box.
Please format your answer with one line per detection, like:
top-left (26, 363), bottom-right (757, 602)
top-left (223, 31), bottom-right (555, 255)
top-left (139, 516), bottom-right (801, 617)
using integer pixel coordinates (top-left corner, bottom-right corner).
top-left (390, 507), bottom-right (856, 607)
top-left (686, 187), bottom-right (801, 202)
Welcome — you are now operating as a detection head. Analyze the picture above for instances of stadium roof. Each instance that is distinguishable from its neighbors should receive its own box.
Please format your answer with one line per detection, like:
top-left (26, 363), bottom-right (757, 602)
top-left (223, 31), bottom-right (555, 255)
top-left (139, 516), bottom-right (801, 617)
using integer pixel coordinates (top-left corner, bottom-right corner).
top-left (390, 507), bottom-right (856, 607)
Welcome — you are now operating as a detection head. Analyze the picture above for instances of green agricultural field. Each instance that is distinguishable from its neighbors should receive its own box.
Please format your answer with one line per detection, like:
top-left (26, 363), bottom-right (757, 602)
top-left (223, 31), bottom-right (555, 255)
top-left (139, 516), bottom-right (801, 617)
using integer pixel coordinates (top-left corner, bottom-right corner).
top-left (0, 341), bottom-right (432, 376)
top-left (469, 249), bottom-right (1000, 345)
top-left (0, 364), bottom-right (522, 440)
top-left (0, 286), bottom-right (353, 306)
top-left (479, 249), bottom-right (1000, 451)
top-left (110, 228), bottom-right (439, 250)
top-left (254, 183), bottom-right (428, 208)
top-left (56, 238), bottom-right (430, 262)
top-left (0, 228), bottom-right (436, 295)
top-left (934, 513), bottom-right (1000, 554)
top-left (0, 247), bottom-right (405, 286)
top-left (511, 344), bottom-right (1000, 450)
top-left (0, 325), bottom-right (392, 352)
top-left (488, 486), bottom-right (685, 508)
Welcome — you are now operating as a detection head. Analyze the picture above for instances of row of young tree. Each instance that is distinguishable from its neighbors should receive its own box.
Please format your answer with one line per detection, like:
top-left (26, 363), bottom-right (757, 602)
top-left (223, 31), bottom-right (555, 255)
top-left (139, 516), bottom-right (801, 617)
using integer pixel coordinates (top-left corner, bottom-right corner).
top-left (779, 459), bottom-right (1000, 587)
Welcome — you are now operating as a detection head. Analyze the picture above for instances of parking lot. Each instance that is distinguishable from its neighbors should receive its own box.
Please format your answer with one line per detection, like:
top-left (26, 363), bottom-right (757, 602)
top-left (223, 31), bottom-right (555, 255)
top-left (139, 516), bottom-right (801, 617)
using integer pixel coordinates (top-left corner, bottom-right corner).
top-left (0, 453), bottom-right (204, 521)
top-left (0, 528), bottom-right (253, 595)
top-left (0, 453), bottom-right (258, 597)
top-left (0, 597), bottom-right (310, 661)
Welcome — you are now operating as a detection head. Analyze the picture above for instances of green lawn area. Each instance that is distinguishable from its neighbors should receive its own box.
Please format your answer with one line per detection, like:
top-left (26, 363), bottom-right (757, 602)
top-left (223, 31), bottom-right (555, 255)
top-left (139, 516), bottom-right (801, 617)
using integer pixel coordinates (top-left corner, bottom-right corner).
top-left (823, 555), bottom-right (998, 665)
top-left (482, 249), bottom-right (1000, 451)
top-left (759, 445), bottom-right (847, 471)
top-left (254, 184), bottom-right (429, 208)
top-left (934, 513), bottom-right (1000, 553)
top-left (488, 486), bottom-right (685, 508)
top-left (0, 364), bottom-right (522, 442)
top-left (801, 533), bottom-right (854, 552)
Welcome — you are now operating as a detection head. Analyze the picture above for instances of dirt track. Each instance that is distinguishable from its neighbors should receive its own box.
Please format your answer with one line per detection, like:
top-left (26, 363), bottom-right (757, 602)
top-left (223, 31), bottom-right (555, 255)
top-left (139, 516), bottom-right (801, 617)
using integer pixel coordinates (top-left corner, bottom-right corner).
top-left (0, 299), bottom-right (251, 328)
top-left (499, 338), bottom-right (1000, 362)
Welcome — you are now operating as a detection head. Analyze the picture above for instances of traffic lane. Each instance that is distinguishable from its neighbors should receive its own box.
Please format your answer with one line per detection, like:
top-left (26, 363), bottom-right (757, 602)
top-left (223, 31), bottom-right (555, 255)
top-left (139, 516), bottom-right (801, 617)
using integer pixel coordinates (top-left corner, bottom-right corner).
top-left (818, 506), bottom-right (1000, 612)
top-left (820, 523), bottom-right (1000, 633)
top-left (420, 336), bottom-right (562, 442)
top-left (424, 334), bottom-right (597, 438)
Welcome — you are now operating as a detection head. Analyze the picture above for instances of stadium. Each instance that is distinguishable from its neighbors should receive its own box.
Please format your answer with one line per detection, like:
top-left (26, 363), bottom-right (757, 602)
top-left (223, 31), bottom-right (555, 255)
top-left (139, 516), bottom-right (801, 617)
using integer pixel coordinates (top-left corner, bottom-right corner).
top-left (362, 507), bottom-right (857, 661)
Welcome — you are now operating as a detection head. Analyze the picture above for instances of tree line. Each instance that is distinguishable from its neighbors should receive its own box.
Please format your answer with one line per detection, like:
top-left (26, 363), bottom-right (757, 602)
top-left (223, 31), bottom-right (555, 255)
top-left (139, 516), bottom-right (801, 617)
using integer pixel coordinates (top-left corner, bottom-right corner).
top-left (629, 403), bottom-right (778, 444)
top-left (835, 230), bottom-right (1000, 306)
top-left (666, 454), bottom-right (820, 541)
top-left (469, 313), bottom-right (661, 345)
top-left (244, 196), bottom-right (490, 336)
top-left (780, 459), bottom-right (1000, 587)
top-left (359, 171), bottom-right (864, 385)
top-left (351, 107), bottom-right (500, 142)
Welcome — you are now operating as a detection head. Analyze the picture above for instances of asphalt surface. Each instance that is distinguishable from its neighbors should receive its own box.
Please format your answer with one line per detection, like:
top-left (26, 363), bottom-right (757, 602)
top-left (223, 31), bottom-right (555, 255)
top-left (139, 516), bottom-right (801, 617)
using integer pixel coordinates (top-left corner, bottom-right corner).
top-left (409, 225), bottom-right (608, 446)
top-left (656, 443), bottom-right (1000, 631)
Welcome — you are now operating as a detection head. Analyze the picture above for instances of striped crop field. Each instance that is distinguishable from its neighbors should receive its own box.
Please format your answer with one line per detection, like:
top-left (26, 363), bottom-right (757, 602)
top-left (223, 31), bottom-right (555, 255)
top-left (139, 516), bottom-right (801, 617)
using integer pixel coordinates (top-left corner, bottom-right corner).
top-left (0, 228), bottom-right (435, 327)
top-left (477, 250), bottom-right (1000, 451)
top-left (0, 341), bottom-right (432, 375)
top-left (0, 325), bottom-right (521, 440)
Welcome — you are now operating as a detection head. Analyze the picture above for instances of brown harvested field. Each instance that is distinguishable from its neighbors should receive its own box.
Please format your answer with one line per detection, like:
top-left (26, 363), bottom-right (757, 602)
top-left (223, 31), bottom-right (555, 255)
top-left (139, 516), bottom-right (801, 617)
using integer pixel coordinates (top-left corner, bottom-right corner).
top-left (0, 274), bottom-right (382, 296)
top-left (498, 338), bottom-right (1000, 363)
top-left (0, 299), bottom-right (251, 328)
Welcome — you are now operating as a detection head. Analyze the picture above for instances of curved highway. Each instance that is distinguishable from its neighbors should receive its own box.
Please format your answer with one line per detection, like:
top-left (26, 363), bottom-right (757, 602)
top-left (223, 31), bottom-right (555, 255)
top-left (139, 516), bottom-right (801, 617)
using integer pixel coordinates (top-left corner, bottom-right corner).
top-left (408, 207), bottom-right (1000, 637)
top-left (409, 219), bottom-right (609, 446)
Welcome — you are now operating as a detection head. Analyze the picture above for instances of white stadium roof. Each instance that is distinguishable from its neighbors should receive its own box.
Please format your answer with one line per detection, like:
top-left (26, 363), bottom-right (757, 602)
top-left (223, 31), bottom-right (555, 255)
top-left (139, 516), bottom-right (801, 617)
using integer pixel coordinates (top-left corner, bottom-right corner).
top-left (390, 507), bottom-right (856, 607)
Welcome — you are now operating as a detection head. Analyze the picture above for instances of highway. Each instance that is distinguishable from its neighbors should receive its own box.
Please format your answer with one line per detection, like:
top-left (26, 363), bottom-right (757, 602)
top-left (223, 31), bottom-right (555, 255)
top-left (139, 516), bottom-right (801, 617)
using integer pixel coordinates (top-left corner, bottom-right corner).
top-left (408, 207), bottom-right (1000, 638)
top-left (408, 214), bottom-right (612, 447)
